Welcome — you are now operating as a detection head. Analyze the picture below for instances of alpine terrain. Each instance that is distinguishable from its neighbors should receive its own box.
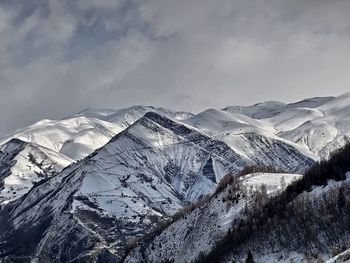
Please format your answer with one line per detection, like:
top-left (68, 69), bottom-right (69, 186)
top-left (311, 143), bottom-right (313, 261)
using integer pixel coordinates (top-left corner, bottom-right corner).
top-left (1, 93), bottom-right (350, 262)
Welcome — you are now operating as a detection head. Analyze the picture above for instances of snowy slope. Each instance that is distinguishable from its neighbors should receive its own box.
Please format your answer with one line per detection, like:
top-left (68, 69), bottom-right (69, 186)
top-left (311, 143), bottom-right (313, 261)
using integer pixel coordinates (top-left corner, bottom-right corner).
top-left (183, 108), bottom-right (274, 134)
top-left (222, 96), bottom-right (333, 120)
top-left (223, 101), bottom-right (287, 119)
top-left (0, 139), bottom-right (27, 196)
top-left (76, 106), bottom-right (193, 123)
top-left (183, 108), bottom-right (317, 160)
top-left (1, 106), bottom-right (193, 161)
top-left (1, 116), bottom-right (126, 160)
top-left (0, 139), bottom-right (71, 205)
top-left (221, 93), bottom-right (350, 159)
top-left (275, 93), bottom-right (350, 158)
top-left (266, 108), bottom-right (324, 132)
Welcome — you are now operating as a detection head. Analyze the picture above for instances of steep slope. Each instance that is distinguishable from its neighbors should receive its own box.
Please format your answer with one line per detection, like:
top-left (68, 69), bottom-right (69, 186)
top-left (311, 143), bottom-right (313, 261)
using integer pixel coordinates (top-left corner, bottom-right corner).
top-left (0, 112), bottom-right (313, 262)
top-left (0, 139), bottom-right (27, 194)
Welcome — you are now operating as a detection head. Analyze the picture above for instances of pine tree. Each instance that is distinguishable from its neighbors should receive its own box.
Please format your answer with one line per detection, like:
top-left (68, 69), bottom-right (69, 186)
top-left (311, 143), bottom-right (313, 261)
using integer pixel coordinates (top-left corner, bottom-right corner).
top-left (337, 186), bottom-right (346, 209)
top-left (245, 250), bottom-right (254, 263)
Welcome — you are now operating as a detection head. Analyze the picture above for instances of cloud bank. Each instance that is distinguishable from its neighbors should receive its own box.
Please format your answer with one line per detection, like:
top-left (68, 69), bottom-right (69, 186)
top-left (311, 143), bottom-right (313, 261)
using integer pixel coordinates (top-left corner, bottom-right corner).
top-left (0, 0), bottom-right (350, 134)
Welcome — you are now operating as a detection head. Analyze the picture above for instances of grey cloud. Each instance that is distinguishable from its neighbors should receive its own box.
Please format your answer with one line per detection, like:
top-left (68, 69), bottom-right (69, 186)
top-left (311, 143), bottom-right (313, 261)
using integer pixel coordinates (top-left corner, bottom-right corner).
top-left (0, 0), bottom-right (349, 135)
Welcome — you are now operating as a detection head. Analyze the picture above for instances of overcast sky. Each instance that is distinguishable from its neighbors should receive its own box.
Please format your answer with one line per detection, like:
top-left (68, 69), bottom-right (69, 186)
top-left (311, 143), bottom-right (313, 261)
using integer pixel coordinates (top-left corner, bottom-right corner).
top-left (0, 0), bottom-right (349, 135)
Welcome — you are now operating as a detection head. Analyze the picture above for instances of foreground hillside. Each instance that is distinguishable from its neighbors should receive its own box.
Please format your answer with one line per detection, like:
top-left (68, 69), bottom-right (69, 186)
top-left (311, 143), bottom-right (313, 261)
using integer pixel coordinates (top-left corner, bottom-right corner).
top-left (125, 173), bottom-right (302, 263)
top-left (205, 144), bottom-right (350, 263)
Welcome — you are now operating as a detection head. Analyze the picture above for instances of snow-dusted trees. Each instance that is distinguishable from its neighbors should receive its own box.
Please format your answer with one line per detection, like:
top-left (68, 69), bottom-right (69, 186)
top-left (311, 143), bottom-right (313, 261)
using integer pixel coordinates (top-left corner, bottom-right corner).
top-left (202, 143), bottom-right (350, 263)
top-left (280, 176), bottom-right (286, 191)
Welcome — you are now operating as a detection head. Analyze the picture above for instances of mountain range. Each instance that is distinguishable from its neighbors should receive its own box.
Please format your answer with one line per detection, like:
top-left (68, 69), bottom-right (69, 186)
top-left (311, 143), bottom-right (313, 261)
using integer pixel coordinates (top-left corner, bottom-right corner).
top-left (1, 93), bottom-right (350, 262)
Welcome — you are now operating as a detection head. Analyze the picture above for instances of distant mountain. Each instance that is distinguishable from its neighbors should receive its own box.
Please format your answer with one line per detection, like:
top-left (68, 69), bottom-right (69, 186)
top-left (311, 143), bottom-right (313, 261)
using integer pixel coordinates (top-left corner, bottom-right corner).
top-left (75, 105), bottom-right (193, 124)
top-left (277, 93), bottom-right (350, 158)
top-left (222, 96), bottom-right (334, 119)
top-left (223, 93), bottom-right (350, 159)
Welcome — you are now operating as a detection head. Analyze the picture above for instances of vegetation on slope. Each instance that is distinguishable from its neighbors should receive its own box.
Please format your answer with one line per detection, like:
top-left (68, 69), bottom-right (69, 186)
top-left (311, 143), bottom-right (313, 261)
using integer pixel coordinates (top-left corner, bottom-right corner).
top-left (200, 143), bottom-right (350, 262)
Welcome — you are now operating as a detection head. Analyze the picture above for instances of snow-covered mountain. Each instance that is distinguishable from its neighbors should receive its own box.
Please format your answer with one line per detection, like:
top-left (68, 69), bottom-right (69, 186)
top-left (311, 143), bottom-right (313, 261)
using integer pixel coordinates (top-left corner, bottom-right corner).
top-left (1, 106), bottom-right (192, 161)
top-left (223, 93), bottom-right (350, 159)
top-left (0, 106), bottom-right (193, 204)
top-left (182, 108), bottom-right (316, 160)
top-left (0, 111), bottom-right (312, 262)
top-left (276, 93), bottom-right (350, 158)
top-left (1, 93), bottom-right (350, 262)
